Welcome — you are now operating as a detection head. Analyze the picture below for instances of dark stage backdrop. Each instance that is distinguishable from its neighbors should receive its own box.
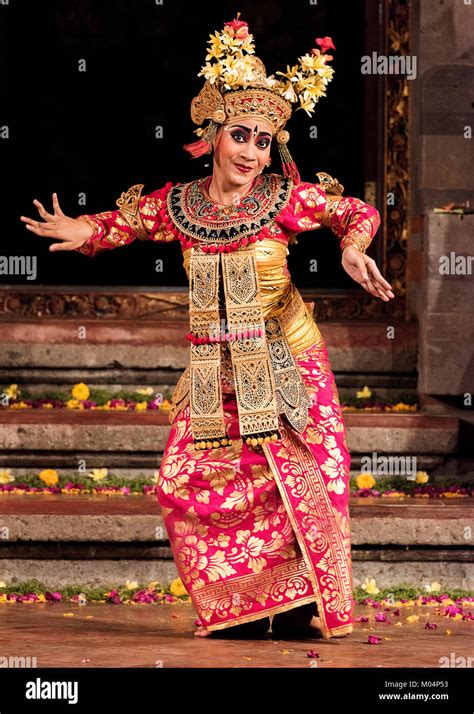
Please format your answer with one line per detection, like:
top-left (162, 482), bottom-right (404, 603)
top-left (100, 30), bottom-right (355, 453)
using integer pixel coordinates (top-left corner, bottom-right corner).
top-left (1, 0), bottom-right (370, 289)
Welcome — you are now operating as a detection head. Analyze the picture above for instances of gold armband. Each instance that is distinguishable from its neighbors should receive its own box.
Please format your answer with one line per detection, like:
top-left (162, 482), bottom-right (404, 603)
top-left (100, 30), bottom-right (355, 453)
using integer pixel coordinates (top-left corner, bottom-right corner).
top-left (115, 183), bottom-right (148, 240)
top-left (316, 171), bottom-right (345, 226)
top-left (316, 171), bottom-right (345, 196)
top-left (340, 235), bottom-right (371, 254)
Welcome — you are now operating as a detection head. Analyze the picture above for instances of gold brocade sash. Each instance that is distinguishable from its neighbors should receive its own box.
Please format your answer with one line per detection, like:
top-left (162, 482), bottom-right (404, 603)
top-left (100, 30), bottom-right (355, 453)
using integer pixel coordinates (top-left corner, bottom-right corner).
top-left (188, 250), bottom-right (227, 446)
top-left (189, 245), bottom-right (312, 449)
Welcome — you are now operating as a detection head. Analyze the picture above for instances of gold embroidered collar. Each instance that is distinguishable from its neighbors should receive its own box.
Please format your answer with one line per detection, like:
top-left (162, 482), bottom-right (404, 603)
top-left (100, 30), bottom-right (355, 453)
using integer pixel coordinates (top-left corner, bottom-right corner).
top-left (166, 172), bottom-right (293, 246)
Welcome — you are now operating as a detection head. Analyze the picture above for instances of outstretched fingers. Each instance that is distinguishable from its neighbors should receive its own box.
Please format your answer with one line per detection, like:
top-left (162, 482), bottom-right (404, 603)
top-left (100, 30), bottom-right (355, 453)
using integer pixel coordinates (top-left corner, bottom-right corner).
top-left (353, 255), bottom-right (378, 296)
top-left (20, 192), bottom-right (65, 237)
top-left (356, 256), bottom-right (394, 301)
top-left (360, 270), bottom-right (389, 300)
top-left (366, 260), bottom-right (395, 298)
top-left (20, 215), bottom-right (58, 235)
top-left (367, 260), bottom-right (392, 291)
top-left (32, 198), bottom-right (55, 222)
top-left (361, 274), bottom-right (382, 299)
top-left (20, 216), bottom-right (57, 234)
top-left (52, 192), bottom-right (65, 217)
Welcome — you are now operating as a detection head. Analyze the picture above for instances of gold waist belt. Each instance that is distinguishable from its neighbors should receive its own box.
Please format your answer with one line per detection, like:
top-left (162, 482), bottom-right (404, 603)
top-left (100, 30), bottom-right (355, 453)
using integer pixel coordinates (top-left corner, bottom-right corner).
top-left (267, 285), bottom-right (324, 356)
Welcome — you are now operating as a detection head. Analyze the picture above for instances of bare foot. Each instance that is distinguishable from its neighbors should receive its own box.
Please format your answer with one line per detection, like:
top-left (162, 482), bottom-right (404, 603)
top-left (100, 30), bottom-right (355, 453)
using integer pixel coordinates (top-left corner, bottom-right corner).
top-left (194, 625), bottom-right (212, 637)
top-left (302, 618), bottom-right (324, 638)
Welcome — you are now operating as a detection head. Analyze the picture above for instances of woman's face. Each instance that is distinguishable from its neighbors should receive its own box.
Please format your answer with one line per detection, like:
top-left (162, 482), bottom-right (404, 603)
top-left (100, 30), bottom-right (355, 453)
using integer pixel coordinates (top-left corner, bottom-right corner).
top-left (212, 118), bottom-right (273, 185)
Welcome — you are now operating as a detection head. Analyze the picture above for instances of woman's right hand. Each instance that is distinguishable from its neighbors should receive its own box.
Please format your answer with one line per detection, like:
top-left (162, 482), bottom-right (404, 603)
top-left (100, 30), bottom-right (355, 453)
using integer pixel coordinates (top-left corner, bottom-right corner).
top-left (20, 193), bottom-right (95, 252)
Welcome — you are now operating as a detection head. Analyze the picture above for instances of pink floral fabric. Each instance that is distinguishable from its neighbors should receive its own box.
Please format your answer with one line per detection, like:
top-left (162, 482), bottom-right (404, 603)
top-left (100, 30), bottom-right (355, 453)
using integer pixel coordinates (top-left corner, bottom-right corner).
top-left (156, 343), bottom-right (354, 638)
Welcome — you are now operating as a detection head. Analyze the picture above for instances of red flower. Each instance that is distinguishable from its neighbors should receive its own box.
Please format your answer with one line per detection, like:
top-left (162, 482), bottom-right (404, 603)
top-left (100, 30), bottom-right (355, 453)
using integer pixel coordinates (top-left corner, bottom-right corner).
top-left (224, 16), bottom-right (249, 40)
top-left (444, 605), bottom-right (462, 617)
top-left (367, 635), bottom-right (382, 645)
top-left (315, 36), bottom-right (336, 53)
top-left (45, 591), bottom-right (62, 601)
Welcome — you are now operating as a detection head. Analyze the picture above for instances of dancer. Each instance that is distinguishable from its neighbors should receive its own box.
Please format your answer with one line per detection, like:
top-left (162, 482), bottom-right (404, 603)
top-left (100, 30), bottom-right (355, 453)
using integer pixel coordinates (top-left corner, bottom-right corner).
top-left (20, 15), bottom-right (394, 640)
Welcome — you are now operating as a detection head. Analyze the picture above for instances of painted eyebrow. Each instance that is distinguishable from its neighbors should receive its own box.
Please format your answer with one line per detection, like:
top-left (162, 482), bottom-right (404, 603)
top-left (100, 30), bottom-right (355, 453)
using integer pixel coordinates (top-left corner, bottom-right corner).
top-left (230, 124), bottom-right (272, 138)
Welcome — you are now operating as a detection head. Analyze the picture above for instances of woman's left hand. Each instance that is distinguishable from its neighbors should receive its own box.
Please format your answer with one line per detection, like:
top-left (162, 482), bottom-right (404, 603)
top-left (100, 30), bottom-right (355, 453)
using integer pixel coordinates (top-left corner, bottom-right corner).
top-left (341, 245), bottom-right (395, 301)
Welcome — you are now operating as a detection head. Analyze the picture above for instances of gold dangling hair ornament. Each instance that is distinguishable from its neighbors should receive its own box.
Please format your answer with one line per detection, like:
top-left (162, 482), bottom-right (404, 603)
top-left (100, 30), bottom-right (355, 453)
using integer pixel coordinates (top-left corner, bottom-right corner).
top-left (276, 129), bottom-right (301, 185)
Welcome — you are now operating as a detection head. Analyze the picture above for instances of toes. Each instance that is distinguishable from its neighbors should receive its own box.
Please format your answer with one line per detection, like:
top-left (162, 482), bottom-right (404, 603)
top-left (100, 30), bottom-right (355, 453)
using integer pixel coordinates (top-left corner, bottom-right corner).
top-left (194, 626), bottom-right (210, 636)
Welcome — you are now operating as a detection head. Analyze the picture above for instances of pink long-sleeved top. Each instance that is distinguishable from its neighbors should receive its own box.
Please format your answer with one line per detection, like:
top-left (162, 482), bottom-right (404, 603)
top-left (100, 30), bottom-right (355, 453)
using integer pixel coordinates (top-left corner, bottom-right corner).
top-left (75, 173), bottom-right (380, 355)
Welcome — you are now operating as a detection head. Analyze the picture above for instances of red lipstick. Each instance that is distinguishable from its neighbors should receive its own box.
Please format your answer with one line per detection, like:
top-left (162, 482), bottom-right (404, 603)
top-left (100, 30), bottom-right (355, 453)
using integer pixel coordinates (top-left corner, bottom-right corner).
top-left (234, 163), bottom-right (252, 173)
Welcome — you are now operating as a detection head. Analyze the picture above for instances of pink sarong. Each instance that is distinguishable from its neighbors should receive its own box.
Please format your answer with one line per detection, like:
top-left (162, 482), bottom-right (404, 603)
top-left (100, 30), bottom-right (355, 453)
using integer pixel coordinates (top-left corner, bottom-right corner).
top-left (156, 343), bottom-right (354, 639)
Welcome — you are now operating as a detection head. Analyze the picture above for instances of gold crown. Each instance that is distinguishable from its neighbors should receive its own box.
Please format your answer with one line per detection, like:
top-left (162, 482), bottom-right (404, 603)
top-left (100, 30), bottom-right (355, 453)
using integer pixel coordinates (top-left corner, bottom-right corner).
top-left (183, 14), bottom-right (336, 184)
top-left (190, 59), bottom-right (292, 135)
top-left (193, 15), bottom-right (335, 122)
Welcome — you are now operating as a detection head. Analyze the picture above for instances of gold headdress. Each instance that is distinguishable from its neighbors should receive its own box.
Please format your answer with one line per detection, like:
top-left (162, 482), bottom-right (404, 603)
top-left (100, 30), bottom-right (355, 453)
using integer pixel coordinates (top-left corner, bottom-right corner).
top-left (183, 14), bottom-right (336, 184)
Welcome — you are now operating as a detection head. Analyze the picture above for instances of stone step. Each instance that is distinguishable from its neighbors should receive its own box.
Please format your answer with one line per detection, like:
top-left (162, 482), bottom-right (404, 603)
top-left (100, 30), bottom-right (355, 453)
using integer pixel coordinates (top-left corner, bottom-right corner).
top-left (0, 410), bottom-right (459, 455)
top-left (1, 496), bottom-right (470, 546)
top-left (0, 369), bottom-right (181, 387)
top-left (0, 454), bottom-right (164, 469)
top-left (0, 319), bottom-right (418, 374)
top-left (2, 557), bottom-right (470, 590)
top-left (430, 457), bottom-right (474, 481)
top-left (0, 559), bottom-right (178, 589)
top-left (0, 454), bottom-right (449, 473)
top-left (2, 454), bottom-right (456, 475)
top-left (335, 374), bottom-right (417, 389)
top-left (419, 395), bottom-right (474, 457)
top-left (344, 413), bottom-right (458, 454)
top-left (0, 497), bottom-right (471, 589)
top-left (0, 459), bottom-right (461, 480)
